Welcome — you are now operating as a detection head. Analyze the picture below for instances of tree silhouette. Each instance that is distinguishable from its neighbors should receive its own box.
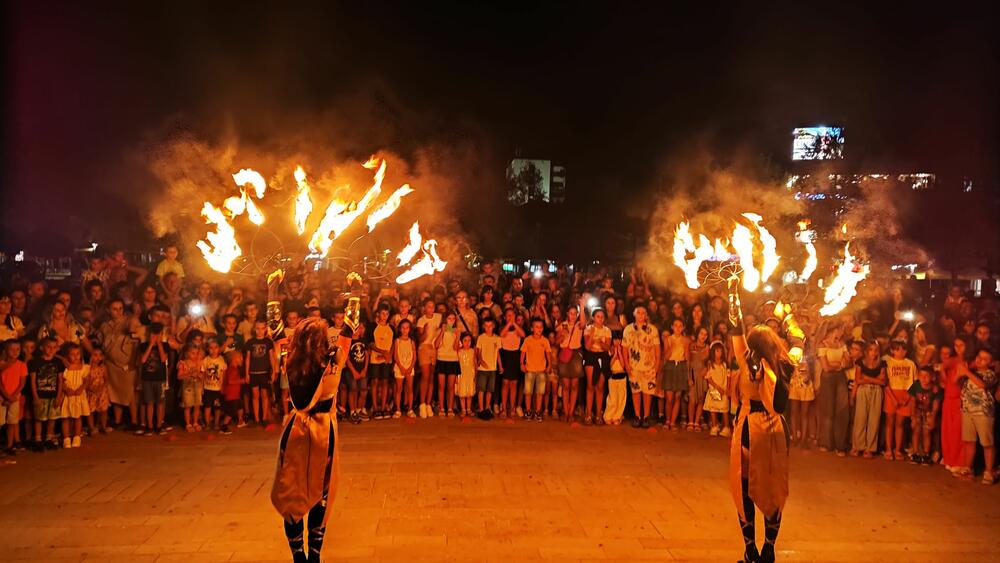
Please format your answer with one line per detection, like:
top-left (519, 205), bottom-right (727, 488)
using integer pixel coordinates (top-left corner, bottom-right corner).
top-left (506, 160), bottom-right (546, 205)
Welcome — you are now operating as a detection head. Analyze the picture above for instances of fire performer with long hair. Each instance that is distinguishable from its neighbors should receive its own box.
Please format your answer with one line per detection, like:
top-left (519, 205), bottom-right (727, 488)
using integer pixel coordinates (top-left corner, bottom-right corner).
top-left (269, 272), bottom-right (352, 563)
top-left (726, 276), bottom-right (804, 563)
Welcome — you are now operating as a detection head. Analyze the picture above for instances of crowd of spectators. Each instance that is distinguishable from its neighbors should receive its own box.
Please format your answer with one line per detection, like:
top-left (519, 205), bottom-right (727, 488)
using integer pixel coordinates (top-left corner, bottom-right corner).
top-left (0, 245), bottom-right (997, 484)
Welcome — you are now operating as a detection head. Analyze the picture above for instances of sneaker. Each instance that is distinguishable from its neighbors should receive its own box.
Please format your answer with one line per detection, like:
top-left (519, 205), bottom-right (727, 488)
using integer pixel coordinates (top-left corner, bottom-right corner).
top-left (631, 418), bottom-right (642, 428)
top-left (62, 437), bottom-right (72, 449)
top-left (360, 408), bottom-right (369, 420)
top-left (535, 412), bottom-right (543, 422)
top-left (908, 453), bottom-right (920, 464)
top-left (134, 427), bottom-right (146, 436)
top-left (392, 411), bottom-right (402, 419)
top-left (407, 409), bottom-right (416, 418)
top-left (640, 417), bottom-right (650, 429)
top-left (720, 427), bottom-right (732, 438)
top-left (583, 416), bottom-right (593, 426)
top-left (236, 420), bottom-right (248, 428)
top-left (71, 436), bottom-right (81, 448)
top-left (157, 427), bottom-right (168, 435)
top-left (220, 424), bottom-right (232, 435)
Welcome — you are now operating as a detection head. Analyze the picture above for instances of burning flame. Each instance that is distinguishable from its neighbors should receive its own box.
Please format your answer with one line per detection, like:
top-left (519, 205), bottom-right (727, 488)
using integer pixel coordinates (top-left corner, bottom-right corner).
top-left (232, 169), bottom-right (266, 199)
top-left (196, 202), bottom-right (241, 273)
top-left (396, 221), bottom-right (423, 266)
top-left (795, 221), bottom-right (818, 281)
top-left (245, 196), bottom-right (264, 226)
top-left (819, 243), bottom-right (869, 317)
top-left (293, 166), bottom-right (313, 236)
top-left (307, 159), bottom-right (386, 257)
top-left (742, 213), bottom-right (780, 284)
top-left (731, 223), bottom-right (759, 291)
top-left (672, 222), bottom-right (717, 289)
top-left (396, 239), bottom-right (447, 284)
top-left (366, 184), bottom-right (414, 232)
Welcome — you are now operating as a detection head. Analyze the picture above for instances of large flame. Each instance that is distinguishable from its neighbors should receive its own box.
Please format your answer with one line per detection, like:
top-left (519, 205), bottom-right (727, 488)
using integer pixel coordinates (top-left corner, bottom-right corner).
top-left (293, 166), bottom-right (313, 236)
top-left (731, 223), bottom-right (759, 291)
top-left (232, 168), bottom-right (266, 199)
top-left (307, 159), bottom-right (387, 257)
top-left (396, 221), bottom-right (423, 266)
top-left (366, 184), bottom-right (414, 232)
top-left (196, 202), bottom-right (241, 273)
top-left (672, 222), bottom-right (717, 289)
top-left (396, 239), bottom-right (447, 284)
top-left (819, 243), bottom-right (869, 317)
top-left (742, 213), bottom-right (780, 284)
top-left (795, 221), bottom-right (818, 281)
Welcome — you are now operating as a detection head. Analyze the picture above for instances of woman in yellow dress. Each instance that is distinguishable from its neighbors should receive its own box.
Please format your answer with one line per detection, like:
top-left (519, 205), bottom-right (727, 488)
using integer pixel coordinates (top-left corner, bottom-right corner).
top-left (270, 298), bottom-right (351, 562)
top-left (726, 279), bottom-right (804, 563)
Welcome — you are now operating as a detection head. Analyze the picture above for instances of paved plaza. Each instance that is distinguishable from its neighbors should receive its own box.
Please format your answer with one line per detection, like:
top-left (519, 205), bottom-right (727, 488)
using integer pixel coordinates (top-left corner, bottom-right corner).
top-left (1, 416), bottom-right (999, 562)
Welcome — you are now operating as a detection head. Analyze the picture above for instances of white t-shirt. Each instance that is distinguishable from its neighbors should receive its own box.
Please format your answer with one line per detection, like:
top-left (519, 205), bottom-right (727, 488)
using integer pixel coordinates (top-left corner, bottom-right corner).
top-left (585, 325), bottom-right (612, 352)
top-left (476, 333), bottom-right (502, 371)
top-left (416, 313), bottom-right (442, 347)
top-left (437, 329), bottom-right (459, 361)
top-left (201, 355), bottom-right (227, 391)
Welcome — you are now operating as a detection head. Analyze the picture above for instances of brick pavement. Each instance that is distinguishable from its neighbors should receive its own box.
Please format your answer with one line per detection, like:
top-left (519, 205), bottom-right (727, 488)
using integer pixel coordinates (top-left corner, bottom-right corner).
top-left (1, 416), bottom-right (998, 562)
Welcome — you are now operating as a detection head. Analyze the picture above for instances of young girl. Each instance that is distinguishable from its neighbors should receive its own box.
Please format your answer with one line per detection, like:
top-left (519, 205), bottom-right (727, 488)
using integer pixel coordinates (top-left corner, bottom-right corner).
top-left (687, 326), bottom-right (710, 431)
top-left (661, 318), bottom-right (690, 430)
top-left (457, 333), bottom-right (477, 417)
top-left (702, 341), bottom-right (731, 437)
top-left (221, 350), bottom-right (245, 432)
top-left (544, 329), bottom-right (560, 418)
top-left (177, 344), bottom-right (204, 431)
top-left (393, 319), bottom-right (417, 418)
top-left (434, 311), bottom-right (460, 417)
top-left (60, 344), bottom-right (91, 448)
top-left (85, 347), bottom-right (110, 434)
top-left (604, 332), bottom-right (628, 425)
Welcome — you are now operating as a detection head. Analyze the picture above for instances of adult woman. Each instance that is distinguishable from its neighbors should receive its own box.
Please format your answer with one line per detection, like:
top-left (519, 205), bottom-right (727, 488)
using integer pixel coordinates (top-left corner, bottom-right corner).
top-left (0, 294), bottom-right (25, 342)
top-left (912, 323), bottom-right (936, 367)
top-left (939, 341), bottom-right (967, 472)
top-left (38, 301), bottom-right (91, 354)
top-left (727, 281), bottom-right (802, 563)
top-left (272, 316), bottom-right (350, 563)
top-left (816, 323), bottom-right (850, 455)
top-left (603, 296), bottom-right (626, 334)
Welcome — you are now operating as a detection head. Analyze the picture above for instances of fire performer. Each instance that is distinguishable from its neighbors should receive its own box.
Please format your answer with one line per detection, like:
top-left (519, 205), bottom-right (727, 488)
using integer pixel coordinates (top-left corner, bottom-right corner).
top-left (269, 270), bottom-right (352, 563)
top-left (726, 276), bottom-right (804, 563)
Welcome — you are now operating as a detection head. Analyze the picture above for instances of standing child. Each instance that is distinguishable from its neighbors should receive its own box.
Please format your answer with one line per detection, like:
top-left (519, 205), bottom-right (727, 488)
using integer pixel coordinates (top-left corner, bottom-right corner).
top-left (703, 341), bottom-right (731, 437)
top-left (202, 340), bottom-right (227, 430)
top-left (520, 318), bottom-right (551, 421)
top-left (434, 312), bottom-right (461, 417)
top-left (457, 333), bottom-right (477, 417)
top-left (851, 341), bottom-right (886, 458)
top-left (545, 329), bottom-right (560, 418)
top-left (604, 331), bottom-right (628, 425)
top-left (370, 306), bottom-right (394, 419)
top-left (177, 344), bottom-right (204, 431)
top-left (475, 318), bottom-right (502, 417)
top-left (85, 347), bottom-right (110, 434)
top-left (688, 327), bottom-right (710, 431)
top-left (498, 310), bottom-right (523, 419)
top-left (883, 340), bottom-right (916, 460)
top-left (0, 340), bottom-right (27, 453)
top-left (60, 344), bottom-right (91, 448)
top-left (137, 323), bottom-right (170, 435)
top-left (907, 366), bottom-right (942, 465)
top-left (393, 319), bottom-right (417, 418)
top-left (221, 350), bottom-right (245, 432)
top-left (30, 337), bottom-right (63, 449)
top-left (346, 324), bottom-right (370, 422)
top-left (956, 349), bottom-right (997, 483)
top-left (245, 321), bottom-right (277, 426)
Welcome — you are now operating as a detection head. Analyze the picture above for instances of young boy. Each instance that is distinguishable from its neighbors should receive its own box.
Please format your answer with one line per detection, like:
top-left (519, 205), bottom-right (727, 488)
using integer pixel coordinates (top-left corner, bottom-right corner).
top-left (217, 314), bottom-right (245, 355)
top-left (369, 307), bottom-right (394, 419)
top-left (155, 245), bottom-right (186, 281)
top-left (907, 366), bottom-right (942, 465)
top-left (237, 302), bottom-right (259, 343)
top-left (245, 320), bottom-right (277, 426)
top-left (29, 337), bottom-right (63, 449)
top-left (520, 318), bottom-right (551, 421)
top-left (957, 349), bottom-right (997, 483)
top-left (137, 323), bottom-right (169, 435)
top-left (202, 339), bottom-right (228, 431)
top-left (475, 318), bottom-right (502, 417)
top-left (346, 324), bottom-right (370, 422)
top-left (0, 339), bottom-right (27, 453)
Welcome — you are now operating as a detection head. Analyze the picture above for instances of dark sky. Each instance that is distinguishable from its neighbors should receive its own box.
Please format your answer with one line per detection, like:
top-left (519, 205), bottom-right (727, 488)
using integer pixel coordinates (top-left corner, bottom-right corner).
top-left (3, 1), bottom-right (996, 254)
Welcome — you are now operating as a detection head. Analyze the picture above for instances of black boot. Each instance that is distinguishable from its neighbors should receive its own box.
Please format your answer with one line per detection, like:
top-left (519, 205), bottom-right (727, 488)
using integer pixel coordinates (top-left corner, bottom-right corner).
top-left (759, 543), bottom-right (774, 563)
top-left (292, 551), bottom-right (307, 563)
top-left (741, 544), bottom-right (760, 563)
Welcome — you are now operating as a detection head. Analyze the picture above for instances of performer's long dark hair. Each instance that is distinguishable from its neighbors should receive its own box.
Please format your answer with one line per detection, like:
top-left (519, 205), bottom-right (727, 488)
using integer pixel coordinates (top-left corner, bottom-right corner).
top-left (286, 317), bottom-right (329, 387)
top-left (746, 325), bottom-right (793, 374)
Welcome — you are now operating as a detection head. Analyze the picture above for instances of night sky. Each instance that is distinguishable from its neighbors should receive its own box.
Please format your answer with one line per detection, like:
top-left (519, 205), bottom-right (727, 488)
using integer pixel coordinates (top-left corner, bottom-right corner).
top-left (3, 2), bottom-right (997, 255)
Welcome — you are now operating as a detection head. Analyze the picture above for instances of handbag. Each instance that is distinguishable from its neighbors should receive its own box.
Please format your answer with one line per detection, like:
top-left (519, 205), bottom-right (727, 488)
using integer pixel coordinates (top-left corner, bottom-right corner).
top-left (558, 347), bottom-right (575, 364)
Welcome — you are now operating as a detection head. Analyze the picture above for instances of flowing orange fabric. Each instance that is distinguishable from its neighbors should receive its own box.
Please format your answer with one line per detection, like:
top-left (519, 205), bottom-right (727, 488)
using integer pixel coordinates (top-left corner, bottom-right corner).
top-left (271, 369), bottom-right (340, 525)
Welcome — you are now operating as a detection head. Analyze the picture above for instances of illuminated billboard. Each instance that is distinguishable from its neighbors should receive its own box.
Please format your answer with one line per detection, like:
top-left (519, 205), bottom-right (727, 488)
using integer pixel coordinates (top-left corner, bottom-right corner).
top-left (506, 159), bottom-right (551, 205)
top-left (792, 126), bottom-right (845, 160)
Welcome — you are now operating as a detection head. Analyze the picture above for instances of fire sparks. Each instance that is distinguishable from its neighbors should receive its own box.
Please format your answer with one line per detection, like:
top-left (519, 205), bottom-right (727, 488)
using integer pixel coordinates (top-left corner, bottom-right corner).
top-left (819, 243), bottom-right (869, 317)
top-left (293, 166), bottom-right (313, 236)
top-left (396, 222), bottom-right (423, 266)
top-left (195, 202), bottom-right (241, 273)
top-left (366, 184), bottom-right (414, 232)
